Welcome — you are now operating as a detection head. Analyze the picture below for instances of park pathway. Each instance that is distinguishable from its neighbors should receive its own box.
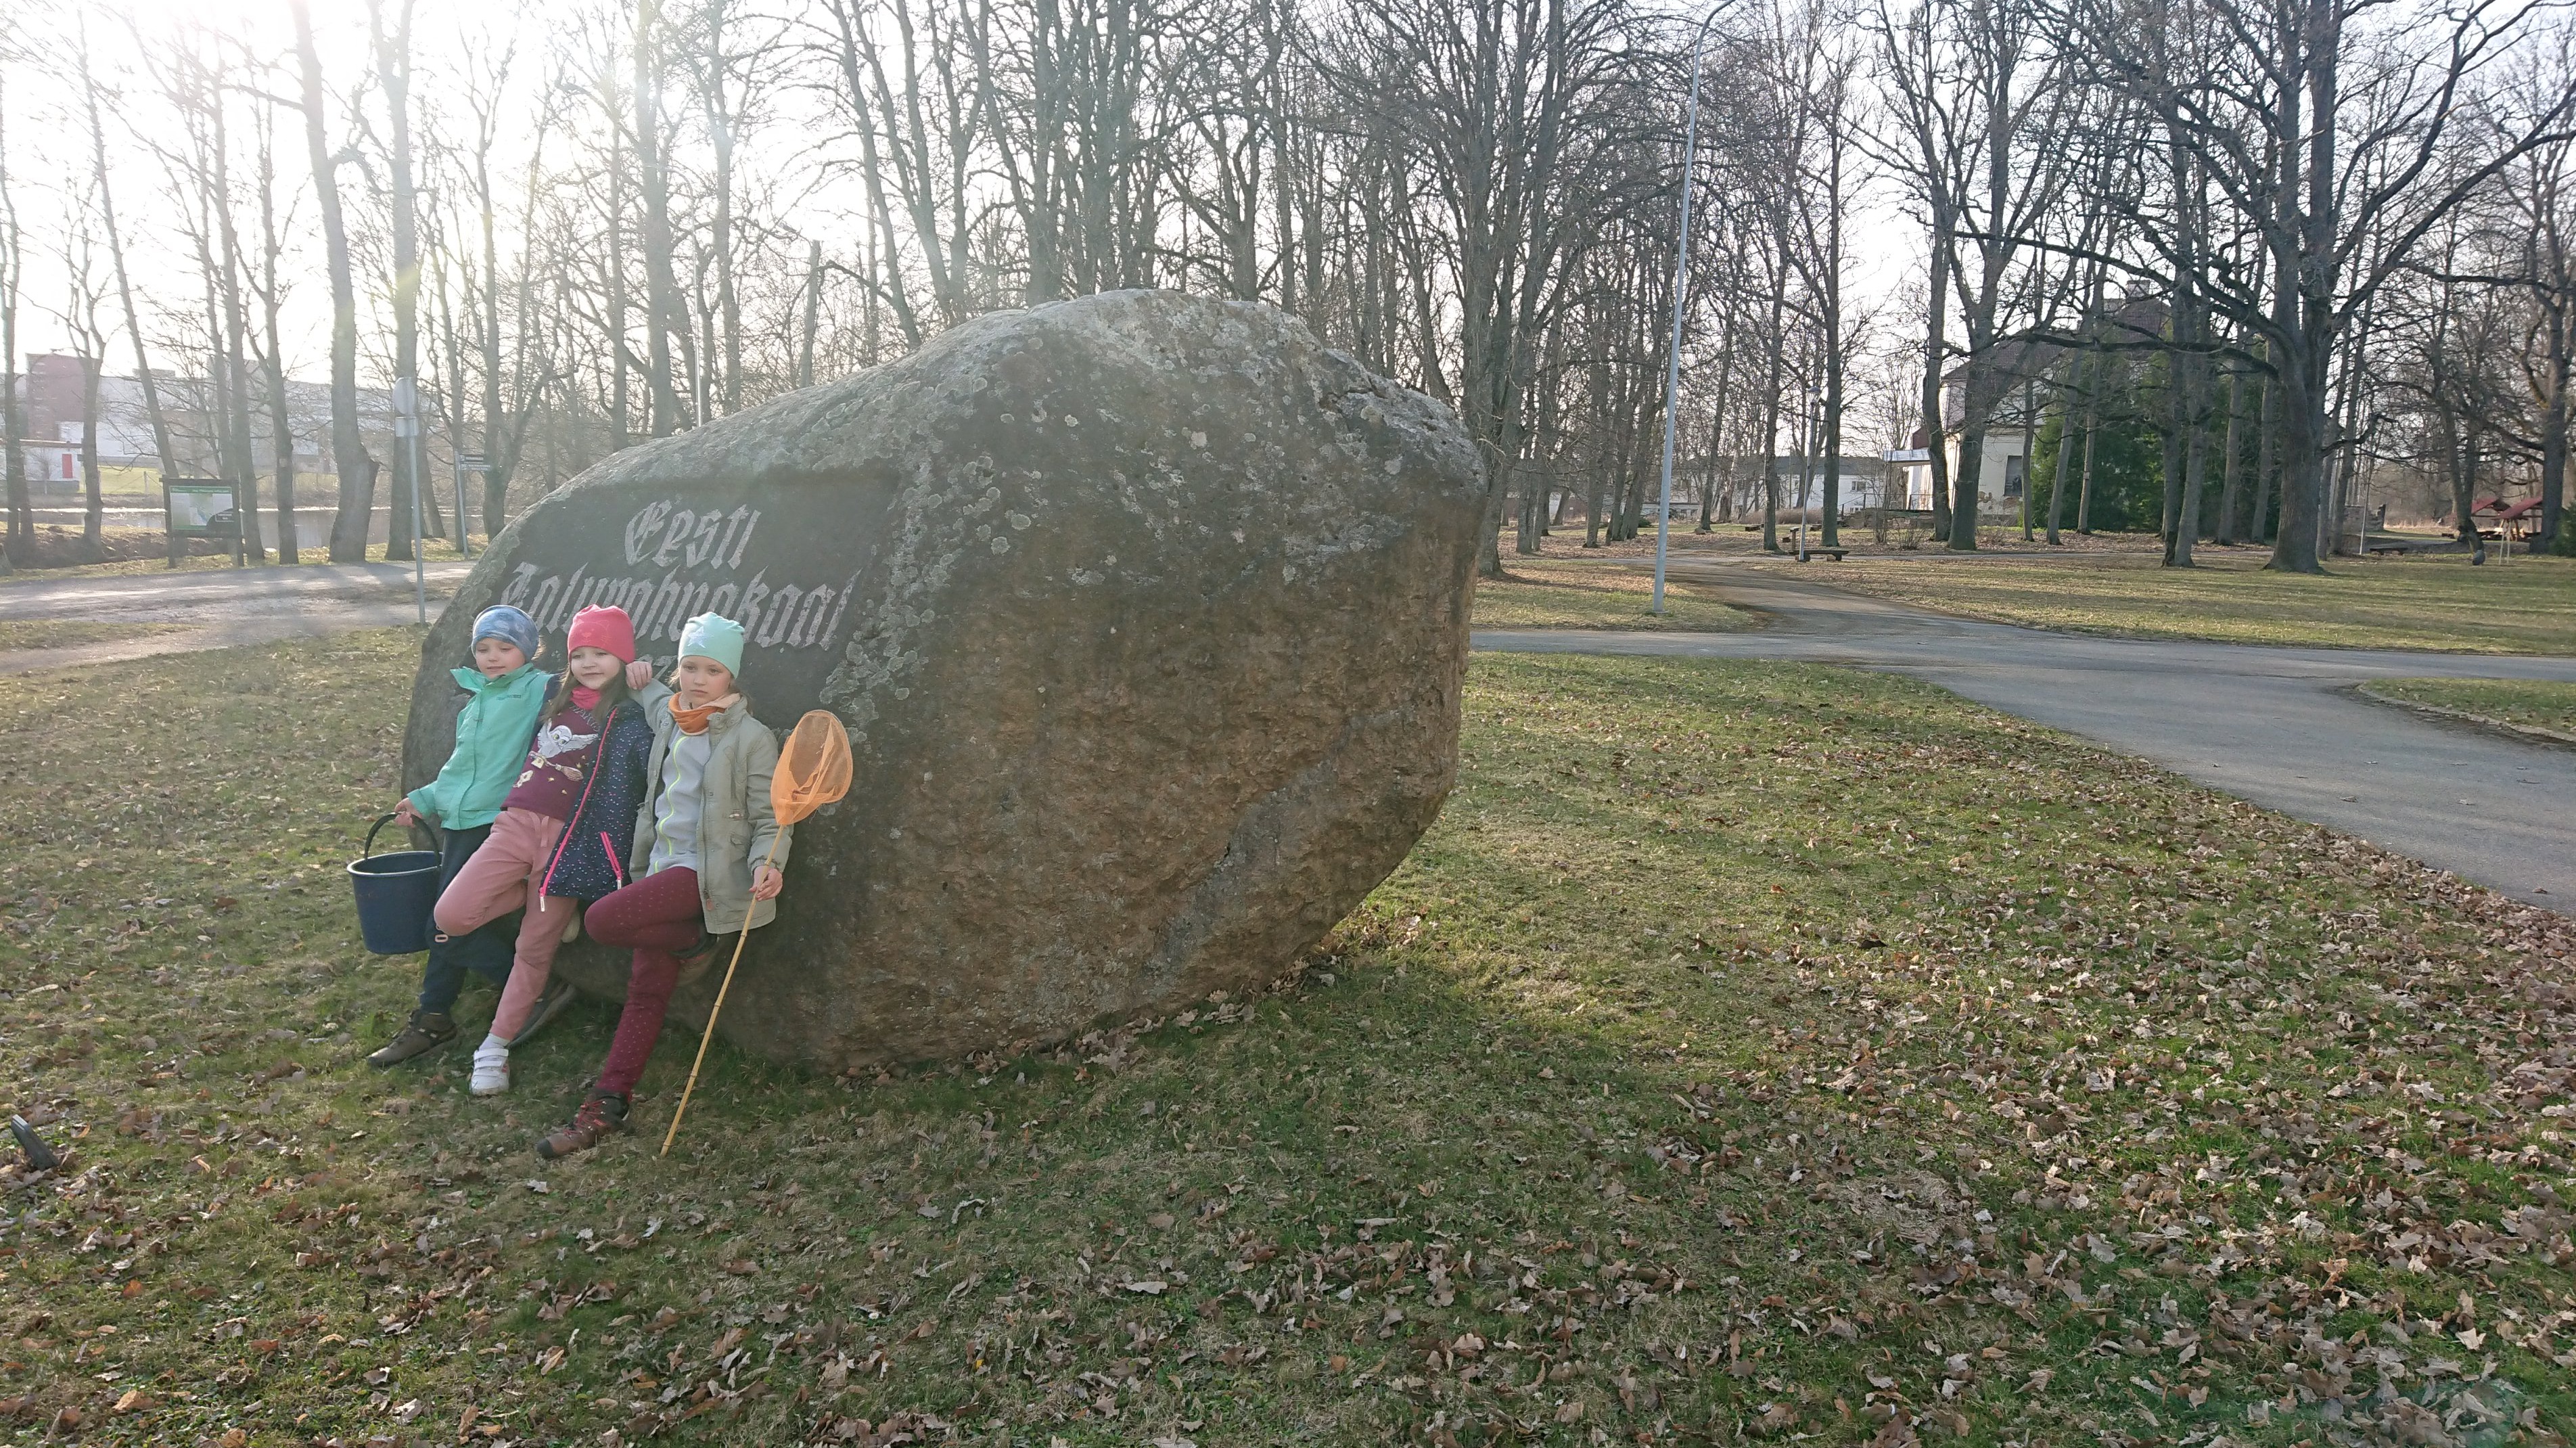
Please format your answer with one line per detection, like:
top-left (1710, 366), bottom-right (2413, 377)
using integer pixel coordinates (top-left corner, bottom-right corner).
top-left (1476, 565), bottom-right (2576, 908)
top-left (0, 560), bottom-right (474, 675)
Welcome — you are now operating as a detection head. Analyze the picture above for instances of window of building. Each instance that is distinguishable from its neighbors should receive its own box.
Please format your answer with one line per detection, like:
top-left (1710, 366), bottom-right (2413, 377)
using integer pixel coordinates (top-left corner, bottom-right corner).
top-left (2003, 453), bottom-right (2025, 499)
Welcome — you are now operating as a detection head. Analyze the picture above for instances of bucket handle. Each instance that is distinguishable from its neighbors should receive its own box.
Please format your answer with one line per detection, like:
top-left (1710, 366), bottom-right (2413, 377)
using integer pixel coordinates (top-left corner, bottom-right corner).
top-left (362, 813), bottom-right (409, 861)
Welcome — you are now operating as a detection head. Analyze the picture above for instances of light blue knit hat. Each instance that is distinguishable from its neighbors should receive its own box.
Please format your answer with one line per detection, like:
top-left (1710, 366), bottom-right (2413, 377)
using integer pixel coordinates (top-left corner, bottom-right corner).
top-left (471, 605), bottom-right (539, 660)
top-left (679, 612), bottom-right (745, 675)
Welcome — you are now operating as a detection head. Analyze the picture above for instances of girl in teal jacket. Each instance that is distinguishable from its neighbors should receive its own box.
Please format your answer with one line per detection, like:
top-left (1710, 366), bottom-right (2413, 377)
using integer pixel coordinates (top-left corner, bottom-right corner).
top-left (365, 606), bottom-right (554, 1068)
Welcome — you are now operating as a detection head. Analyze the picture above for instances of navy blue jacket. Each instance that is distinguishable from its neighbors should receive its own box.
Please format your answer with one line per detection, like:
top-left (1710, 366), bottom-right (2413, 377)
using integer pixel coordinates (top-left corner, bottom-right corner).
top-left (538, 679), bottom-right (670, 902)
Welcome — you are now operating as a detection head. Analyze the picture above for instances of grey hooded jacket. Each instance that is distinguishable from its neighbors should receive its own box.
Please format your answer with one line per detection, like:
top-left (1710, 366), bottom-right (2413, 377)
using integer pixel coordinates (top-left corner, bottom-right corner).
top-left (630, 697), bottom-right (793, 931)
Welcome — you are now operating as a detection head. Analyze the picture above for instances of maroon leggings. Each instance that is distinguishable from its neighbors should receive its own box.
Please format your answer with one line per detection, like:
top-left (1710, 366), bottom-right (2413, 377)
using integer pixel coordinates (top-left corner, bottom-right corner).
top-left (580, 866), bottom-right (702, 1099)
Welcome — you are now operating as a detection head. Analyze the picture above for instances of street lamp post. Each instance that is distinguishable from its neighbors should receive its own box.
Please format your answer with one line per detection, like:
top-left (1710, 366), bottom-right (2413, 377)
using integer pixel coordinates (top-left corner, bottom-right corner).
top-left (1651, 5), bottom-right (1731, 614)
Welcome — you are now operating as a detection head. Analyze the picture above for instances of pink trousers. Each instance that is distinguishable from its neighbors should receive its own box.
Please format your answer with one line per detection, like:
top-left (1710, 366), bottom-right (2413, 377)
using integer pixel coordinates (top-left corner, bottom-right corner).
top-left (432, 808), bottom-right (575, 1043)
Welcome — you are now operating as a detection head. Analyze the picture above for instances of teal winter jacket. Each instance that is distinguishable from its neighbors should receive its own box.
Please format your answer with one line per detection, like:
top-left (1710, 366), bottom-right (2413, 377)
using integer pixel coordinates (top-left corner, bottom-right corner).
top-left (406, 663), bottom-right (549, 830)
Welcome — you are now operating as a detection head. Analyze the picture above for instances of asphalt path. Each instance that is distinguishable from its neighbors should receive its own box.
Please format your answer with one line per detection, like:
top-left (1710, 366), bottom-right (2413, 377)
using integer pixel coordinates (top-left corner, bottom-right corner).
top-left (0, 560), bottom-right (472, 674)
top-left (1476, 564), bottom-right (2576, 908)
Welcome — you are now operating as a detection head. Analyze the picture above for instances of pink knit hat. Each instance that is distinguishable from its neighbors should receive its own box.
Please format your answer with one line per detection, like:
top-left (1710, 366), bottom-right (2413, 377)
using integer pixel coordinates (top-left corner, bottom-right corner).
top-left (566, 606), bottom-right (638, 664)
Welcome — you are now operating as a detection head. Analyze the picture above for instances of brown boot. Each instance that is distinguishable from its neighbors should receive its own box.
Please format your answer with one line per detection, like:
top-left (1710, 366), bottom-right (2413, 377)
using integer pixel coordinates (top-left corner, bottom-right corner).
top-left (365, 1010), bottom-right (457, 1068)
top-left (536, 1091), bottom-right (628, 1160)
top-left (672, 932), bottom-right (738, 989)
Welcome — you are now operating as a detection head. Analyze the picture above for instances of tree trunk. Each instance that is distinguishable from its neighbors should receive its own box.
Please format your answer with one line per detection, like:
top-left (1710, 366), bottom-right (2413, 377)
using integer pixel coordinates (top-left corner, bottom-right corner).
top-left (1920, 212), bottom-right (1953, 543)
top-left (436, 250), bottom-right (467, 551)
top-left (635, 0), bottom-right (687, 436)
top-left (1950, 397), bottom-right (1985, 549)
top-left (799, 240), bottom-right (823, 390)
top-left (2267, 309), bottom-right (2331, 573)
top-left (2447, 416), bottom-right (2482, 553)
top-left (606, 87), bottom-right (632, 451)
top-left (1760, 265), bottom-right (1788, 553)
top-left (2045, 296), bottom-right (2092, 547)
top-left (2016, 376), bottom-right (2037, 541)
top-left (2542, 377), bottom-right (2569, 553)
top-left (80, 30), bottom-right (180, 567)
top-left (2179, 346), bottom-right (2208, 561)
top-left (206, 85), bottom-right (267, 563)
top-left (1698, 319), bottom-right (1735, 533)
top-left (2215, 367), bottom-right (2244, 545)
top-left (0, 60), bottom-right (22, 570)
top-left (2076, 366), bottom-right (2101, 535)
top-left (2253, 376), bottom-right (2277, 545)
top-left (706, 0), bottom-right (742, 415)
top-left (1820, 328), bottom-right (1843, 548)
top-left (2161, 344), bottom-right (2190, 566)
top-left (373, 0), bottom-right (423, 562)
top-left (262, 303), bottom-right (297, 564)
top-left (80, 357), bottom-right (103, 560)
top-left (294, 0), bottom-right (376, 563)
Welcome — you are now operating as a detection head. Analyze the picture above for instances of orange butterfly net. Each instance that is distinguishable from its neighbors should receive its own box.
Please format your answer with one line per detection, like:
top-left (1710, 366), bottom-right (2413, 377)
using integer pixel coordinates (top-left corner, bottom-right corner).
top-left (664, 711), bottom-right (855, 1154)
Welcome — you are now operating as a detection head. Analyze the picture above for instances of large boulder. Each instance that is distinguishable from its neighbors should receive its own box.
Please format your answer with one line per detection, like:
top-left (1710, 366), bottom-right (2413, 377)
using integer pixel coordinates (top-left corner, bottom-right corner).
top-left (401, 290), bottom-right (1485, 1068)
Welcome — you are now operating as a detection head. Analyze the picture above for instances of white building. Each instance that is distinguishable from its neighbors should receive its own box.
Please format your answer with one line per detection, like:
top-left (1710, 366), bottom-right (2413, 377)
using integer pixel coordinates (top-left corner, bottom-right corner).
top-left (1883, 295), bottom-right (2168, 514)
top-left (1770, 455), bottom-right (1895, 513)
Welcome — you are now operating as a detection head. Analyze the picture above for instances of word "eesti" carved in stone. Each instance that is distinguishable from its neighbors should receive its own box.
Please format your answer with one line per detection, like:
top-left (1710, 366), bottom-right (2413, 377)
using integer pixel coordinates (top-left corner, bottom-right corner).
top-left (498, 495), bottom-right (862, 654)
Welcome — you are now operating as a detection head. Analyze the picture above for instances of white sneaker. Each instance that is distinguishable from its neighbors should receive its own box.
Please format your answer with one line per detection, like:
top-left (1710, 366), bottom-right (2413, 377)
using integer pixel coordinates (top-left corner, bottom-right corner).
top-left (469, 1039), bottom-right (511, 1096)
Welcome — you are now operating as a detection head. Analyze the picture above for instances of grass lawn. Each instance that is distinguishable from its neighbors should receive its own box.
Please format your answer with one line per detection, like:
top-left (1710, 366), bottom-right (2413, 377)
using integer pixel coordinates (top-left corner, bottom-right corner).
top-left (2361, 679), bottom-right (2576, 740)
top-left (3, 633), bottom-right (2573, 1445)
top-left (1471, 560), bottom-right (1754, 631)
top-left (0, 621), bottom-right (181, 653)
top-left (1799, 549), bottom-right (2576, 654)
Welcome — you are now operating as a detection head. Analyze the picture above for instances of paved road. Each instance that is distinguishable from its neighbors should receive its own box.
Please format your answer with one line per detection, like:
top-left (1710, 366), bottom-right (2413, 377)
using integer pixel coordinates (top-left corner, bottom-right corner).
top-left (0, 560), bottom-right (473, 674)
top-left (1477, 565), bottom-right (2576, 907)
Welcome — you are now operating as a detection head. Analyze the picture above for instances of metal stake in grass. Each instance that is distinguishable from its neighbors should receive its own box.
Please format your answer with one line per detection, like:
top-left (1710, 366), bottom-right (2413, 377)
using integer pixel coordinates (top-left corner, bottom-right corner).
top-left (662, 710), bottom-right (854, 1156)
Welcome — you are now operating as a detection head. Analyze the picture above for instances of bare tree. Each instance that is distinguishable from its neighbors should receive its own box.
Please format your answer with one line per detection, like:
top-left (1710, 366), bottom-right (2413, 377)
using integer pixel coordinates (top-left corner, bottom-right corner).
top-left (0, 24), bottom-right (23, 570)
top-left (371, 0), bottom-right (427, 559)
top-left (78, 22), bottom-right (183, 568)
top-left (2057, 0), bottom-right (2576, 572)
top-left (56, 190), bottom-right (112, 560)
top-left (294, 0), bottom-right (379, 563)
top-left (248, 84), bottom-right (300, 564)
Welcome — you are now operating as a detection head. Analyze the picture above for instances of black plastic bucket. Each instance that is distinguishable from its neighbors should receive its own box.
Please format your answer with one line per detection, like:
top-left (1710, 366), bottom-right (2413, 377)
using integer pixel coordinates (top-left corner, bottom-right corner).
top-left (348, 814), bottom-right (441, 955)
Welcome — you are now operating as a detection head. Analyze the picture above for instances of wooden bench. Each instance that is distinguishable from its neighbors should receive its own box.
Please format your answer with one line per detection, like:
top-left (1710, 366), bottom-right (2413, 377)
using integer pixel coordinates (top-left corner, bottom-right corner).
top-left (1796, 546), bottom-right (1851, 562)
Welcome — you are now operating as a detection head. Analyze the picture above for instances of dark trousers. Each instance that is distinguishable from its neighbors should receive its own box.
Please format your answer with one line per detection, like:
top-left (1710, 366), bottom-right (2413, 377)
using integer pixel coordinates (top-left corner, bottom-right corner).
top-left (582, 867), bottom-right (704, 1099)
top-left (416, 821), bottom-right (521, 1014)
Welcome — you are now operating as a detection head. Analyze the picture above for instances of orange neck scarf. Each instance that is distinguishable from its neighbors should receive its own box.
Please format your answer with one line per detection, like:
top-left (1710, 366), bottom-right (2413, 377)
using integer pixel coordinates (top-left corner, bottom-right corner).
top-left (669, 693), bottom-right (740, 736)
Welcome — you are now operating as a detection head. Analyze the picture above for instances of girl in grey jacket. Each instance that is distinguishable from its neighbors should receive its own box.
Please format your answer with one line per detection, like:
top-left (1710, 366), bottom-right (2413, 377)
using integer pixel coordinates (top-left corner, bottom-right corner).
top-left (538, 612), bottom-right (792, 1160)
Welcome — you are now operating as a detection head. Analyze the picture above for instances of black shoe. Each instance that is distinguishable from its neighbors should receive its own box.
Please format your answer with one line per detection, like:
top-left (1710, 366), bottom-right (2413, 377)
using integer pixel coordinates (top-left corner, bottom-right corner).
top-left (508, 978), bottom-right (580, 1048)
top-left (365, 1010), bottom-right (457, 1068)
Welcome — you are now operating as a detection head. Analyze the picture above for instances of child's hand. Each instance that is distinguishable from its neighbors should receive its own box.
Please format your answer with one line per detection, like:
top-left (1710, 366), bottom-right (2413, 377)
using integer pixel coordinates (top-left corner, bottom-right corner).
top-left (392, 798), bottom-right (421, 829)
top-left (750, 865), bottom-right (784, 901)
top-left (625, 659), bottom-right (656, 689)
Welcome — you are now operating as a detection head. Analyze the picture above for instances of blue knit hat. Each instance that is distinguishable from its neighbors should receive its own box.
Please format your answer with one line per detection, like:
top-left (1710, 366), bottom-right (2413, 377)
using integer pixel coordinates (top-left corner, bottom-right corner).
top-left (679, 612), bottom-right (745, 675)
top-left (472, 605), bottom-right (540, 660)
